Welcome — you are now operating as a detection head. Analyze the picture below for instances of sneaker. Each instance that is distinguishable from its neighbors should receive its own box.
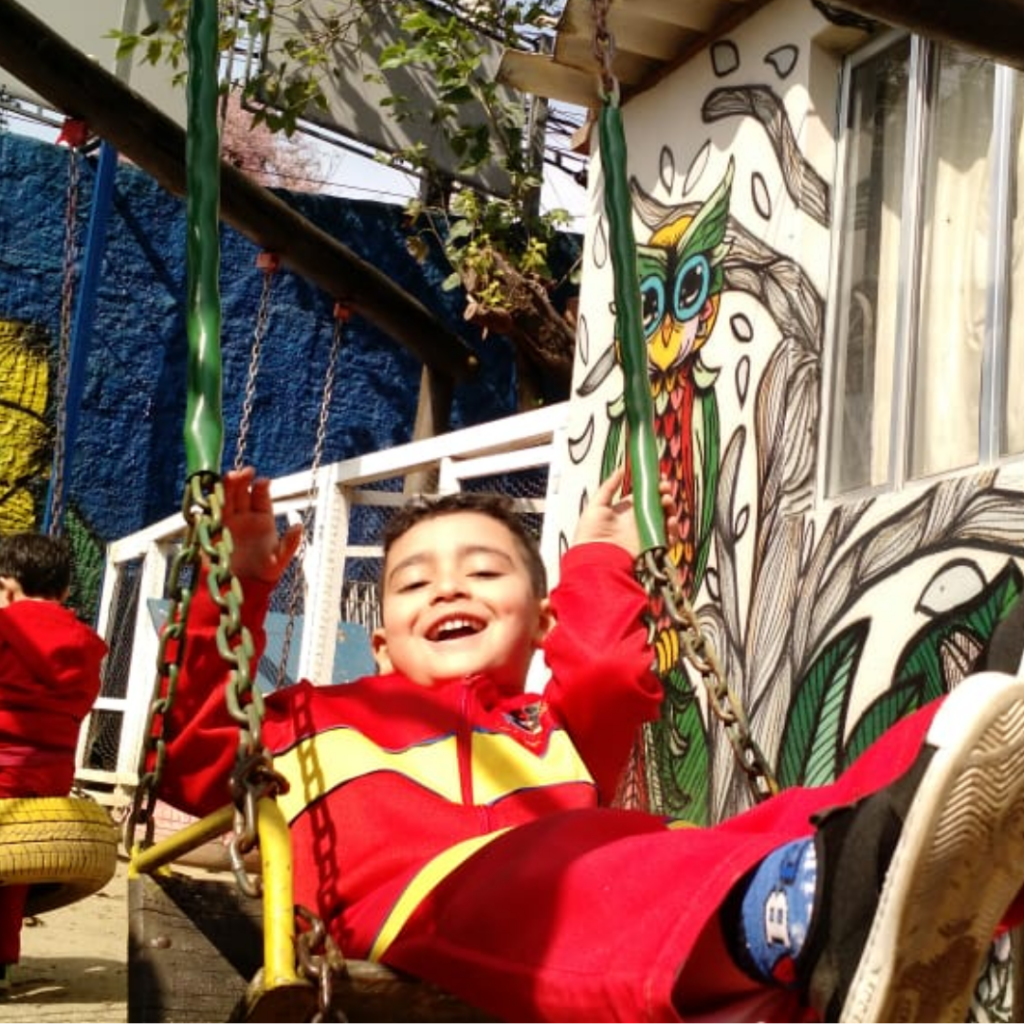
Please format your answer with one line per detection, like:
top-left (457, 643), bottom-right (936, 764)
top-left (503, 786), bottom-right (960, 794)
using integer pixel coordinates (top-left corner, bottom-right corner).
top-left (0, 963), bottom-right (12, 993)
top-left (801, 670), bottom-right (1024, 1022)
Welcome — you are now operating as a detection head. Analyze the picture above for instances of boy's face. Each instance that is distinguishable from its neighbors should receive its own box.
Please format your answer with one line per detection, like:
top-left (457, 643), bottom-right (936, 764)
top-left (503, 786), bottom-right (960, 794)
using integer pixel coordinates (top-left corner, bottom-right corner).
top-left (372, 511), bottom-right (552, 691)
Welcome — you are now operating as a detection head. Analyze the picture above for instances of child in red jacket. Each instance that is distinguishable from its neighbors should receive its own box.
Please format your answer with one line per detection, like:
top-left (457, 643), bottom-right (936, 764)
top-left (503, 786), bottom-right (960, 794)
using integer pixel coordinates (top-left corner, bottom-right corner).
top-left (159, 467), bottom-right (1024, 1022)
top-left (0, 533), bottom-right (107, 989)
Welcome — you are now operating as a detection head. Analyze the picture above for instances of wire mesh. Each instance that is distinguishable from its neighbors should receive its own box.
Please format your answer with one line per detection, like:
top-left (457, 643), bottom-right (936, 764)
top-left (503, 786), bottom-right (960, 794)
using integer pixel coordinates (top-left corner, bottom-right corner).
top-left (341, 463), bottom-right (552, 647)
top-left (81, 557), bottom-right (143, 779)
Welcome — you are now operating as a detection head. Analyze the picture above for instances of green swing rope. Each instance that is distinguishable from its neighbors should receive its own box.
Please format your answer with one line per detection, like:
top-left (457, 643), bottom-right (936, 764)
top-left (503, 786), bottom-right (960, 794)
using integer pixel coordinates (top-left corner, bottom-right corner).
top-left (590, 2), bottom-right (778, 804)
top-left (597, 99), bottom-right (666, 555)
top-left (183, 0), bottom-right (223, 477)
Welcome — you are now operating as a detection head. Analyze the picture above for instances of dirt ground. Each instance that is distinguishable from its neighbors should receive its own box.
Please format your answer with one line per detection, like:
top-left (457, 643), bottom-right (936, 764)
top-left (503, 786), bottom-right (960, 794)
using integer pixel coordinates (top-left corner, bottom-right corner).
top-left (0, 856), bottom-right (128, 1024)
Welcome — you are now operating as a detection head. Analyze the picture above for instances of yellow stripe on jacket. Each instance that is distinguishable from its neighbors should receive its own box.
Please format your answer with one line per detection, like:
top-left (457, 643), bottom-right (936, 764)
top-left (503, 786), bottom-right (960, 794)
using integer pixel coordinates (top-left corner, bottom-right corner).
top-left (367, 829), bottom-right (513, 961)
top-left (273, 725), bottom-right (596, 824)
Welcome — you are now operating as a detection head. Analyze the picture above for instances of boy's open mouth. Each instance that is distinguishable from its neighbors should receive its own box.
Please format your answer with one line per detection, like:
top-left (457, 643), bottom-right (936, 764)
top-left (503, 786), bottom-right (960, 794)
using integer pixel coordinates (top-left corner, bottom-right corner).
top-left (429, 617), bottom-right (484, 642)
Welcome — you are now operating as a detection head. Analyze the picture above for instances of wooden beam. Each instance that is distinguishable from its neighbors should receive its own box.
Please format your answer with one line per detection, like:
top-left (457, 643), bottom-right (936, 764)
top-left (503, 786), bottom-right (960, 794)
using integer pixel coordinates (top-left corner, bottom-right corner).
top-left (819, 0), bottom-right (1024, 71)
top-left (403, 366), bottom-right (453, 494)
top-left (0, 0), bottom-right (478, 384)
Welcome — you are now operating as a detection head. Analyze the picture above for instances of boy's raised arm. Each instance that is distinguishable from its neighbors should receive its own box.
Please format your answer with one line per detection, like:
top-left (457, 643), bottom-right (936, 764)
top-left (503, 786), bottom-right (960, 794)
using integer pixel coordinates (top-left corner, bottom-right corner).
top-left (542, 467), bottom-right (677, 800)
top-left (154, 468), bottom-right (299, 817)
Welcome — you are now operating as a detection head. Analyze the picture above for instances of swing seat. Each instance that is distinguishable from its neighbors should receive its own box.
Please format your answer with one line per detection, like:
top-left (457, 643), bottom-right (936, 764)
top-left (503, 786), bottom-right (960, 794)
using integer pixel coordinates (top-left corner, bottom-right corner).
top-left (130, 869), bottom-right (494, 1022)
top-left (0, 795), bottom-right (119, 915)
top-left (237, 961), bottom-right (494, 1023)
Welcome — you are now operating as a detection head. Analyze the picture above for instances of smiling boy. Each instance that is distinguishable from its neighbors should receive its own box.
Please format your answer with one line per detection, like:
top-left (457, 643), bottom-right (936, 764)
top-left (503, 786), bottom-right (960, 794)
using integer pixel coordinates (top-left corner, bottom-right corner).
top-left (371, 498), bottom-right (553, 693)
top-left (157, 467), bottom-right (1024, 1023)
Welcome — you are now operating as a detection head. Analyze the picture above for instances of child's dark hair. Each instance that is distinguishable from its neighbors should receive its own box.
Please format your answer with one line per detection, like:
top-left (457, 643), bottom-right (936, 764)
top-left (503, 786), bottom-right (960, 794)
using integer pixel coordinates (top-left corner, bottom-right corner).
top-left (0, 532), bottom-right (73, 599)
top-left (381, 492), bottom-right (548, 596)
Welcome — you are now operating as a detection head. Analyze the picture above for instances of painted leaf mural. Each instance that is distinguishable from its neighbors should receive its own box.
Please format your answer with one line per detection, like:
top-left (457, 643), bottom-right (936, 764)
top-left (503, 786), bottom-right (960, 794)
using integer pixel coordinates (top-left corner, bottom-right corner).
top-left (843, 563), bottom-right (1024, 770)
top-left (777, 620), bottom-right (867, 789)
top-left (651, 666), bottom-right (710, 823)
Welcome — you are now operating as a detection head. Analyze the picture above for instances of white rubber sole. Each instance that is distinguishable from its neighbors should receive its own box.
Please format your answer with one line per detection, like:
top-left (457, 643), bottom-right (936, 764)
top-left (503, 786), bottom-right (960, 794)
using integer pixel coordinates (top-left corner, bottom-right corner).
top-left (840, 671), bottom-right (1024, 1022)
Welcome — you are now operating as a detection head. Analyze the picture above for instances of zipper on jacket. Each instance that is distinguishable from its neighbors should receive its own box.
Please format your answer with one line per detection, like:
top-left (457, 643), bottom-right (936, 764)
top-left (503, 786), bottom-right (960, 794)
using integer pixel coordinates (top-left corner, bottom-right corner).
top-left (457, 681), bottom-right (474, 806)
top-left (456, 679), bottom-right (493, 831)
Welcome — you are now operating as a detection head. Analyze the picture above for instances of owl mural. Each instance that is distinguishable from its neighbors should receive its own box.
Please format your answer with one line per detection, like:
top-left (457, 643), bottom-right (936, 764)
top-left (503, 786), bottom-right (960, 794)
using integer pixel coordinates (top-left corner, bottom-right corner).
top-left (582, 160), bottom-right (735, 820)
top-left (601, 159), bottom-right (733, 601)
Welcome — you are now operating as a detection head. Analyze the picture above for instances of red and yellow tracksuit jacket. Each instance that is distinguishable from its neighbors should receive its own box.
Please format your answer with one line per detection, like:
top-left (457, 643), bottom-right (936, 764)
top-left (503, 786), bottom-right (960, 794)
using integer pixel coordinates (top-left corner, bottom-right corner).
top-left (159, 542), bottom-right (662, 960)
top-left (0, 599), bottom-right (106, 964)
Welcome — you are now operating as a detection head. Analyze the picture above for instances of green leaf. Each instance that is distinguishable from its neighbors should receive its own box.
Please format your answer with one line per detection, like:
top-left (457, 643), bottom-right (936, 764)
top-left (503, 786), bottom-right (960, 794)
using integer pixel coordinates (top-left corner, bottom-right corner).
top-left (440, 85), bottom-right (475, 105)
top-left (844, 561), bottom-right (1024, 766)
top-left (401, 11), bottom-right (438, 34)
top-left (447, 220), bottom-right (473, 241)
top-left (778, 621), bottom-right (868, 788)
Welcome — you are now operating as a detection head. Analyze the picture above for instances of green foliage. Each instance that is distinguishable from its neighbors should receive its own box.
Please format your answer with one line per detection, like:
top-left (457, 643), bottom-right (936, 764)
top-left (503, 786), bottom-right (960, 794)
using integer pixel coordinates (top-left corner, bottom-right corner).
top-left (110, 1), bottom-right (576, 334)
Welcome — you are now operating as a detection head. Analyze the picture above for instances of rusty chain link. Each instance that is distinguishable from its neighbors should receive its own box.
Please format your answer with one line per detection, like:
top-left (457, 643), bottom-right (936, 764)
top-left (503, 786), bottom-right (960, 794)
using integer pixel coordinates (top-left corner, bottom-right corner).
top-left (296, 905), bottom-right (348, 1022)
top-left (276, 305), bottom-right (349, 689)
top-left (127, 474), bottom-right (290, 854)
top-left (234, 252), bottom-right (280, 472)
top-left (127, 474), bottom-right (213, 850)
top-left (637, 548), bottom-right (779, 803)
top-left (590, 0), bottom-right (618, 103)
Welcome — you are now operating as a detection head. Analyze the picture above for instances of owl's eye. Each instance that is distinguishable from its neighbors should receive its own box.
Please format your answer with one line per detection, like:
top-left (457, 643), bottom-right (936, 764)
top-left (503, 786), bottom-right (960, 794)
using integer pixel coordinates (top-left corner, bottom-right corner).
top-left (673, 254), bottom-right (711, 321)
top-left (639, 275), bottom-right (666, 338)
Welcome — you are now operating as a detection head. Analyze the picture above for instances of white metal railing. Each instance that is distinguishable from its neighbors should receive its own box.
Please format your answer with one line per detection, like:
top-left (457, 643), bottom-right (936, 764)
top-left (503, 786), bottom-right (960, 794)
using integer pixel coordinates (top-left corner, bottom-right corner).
top-left (76, 401), bottom-right (569, 808)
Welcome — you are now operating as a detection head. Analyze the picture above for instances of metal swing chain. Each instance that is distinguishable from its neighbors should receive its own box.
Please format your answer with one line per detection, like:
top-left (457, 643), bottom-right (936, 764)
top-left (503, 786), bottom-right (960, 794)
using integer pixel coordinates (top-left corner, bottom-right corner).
top-left (130, 476), bottom-right (291, 849)
top-left (127, 474), bottom-right (290, 858)
top-left (125, 492), bottom-right (201, 852)
top-left (276, 304), bottom-right (349, 690)
top-left (129, 414), bottom-right (341, 1021)
top-left (234, 251), bottom-right (280, 472)
top-left (295, 905), bottom-right (347, 1024)
top-left (637, 548), bottom-right (778, 801)
top-left (590, 0), bottom-right (778, 804)
top-left (49, 138), bottom-right (82, 536)
top-left (269, 307), bottom-right (351, 1019)
top-left (590, 0), bottom-right (618, 103)
top-left (273, 307), bottom-right (353, 1024)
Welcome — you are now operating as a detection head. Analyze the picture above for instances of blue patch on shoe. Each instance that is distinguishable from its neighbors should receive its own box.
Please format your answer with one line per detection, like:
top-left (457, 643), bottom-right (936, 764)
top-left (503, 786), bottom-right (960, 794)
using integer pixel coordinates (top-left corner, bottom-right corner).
top-left (738, 837), bottom-right (817, 987)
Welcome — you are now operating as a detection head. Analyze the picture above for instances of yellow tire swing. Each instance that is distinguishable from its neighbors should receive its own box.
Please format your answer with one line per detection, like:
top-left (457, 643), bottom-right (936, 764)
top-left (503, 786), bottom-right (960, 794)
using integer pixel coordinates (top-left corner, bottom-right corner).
top-left (0, 796), bottom-right (118, 916)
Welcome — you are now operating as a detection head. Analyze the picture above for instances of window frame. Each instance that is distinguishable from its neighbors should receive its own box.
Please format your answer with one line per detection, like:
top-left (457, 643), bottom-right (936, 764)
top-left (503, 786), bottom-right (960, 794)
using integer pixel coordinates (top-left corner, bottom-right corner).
top-left (820, 28), bottom-right (1020, 503)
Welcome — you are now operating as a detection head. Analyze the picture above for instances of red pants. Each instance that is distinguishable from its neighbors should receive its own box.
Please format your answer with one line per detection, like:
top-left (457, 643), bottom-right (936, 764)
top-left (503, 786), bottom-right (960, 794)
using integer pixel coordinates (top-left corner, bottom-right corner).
top-left (383, 699), bottom-right (945, 1022)
top-left (0, 764), bottom-right (71, 964)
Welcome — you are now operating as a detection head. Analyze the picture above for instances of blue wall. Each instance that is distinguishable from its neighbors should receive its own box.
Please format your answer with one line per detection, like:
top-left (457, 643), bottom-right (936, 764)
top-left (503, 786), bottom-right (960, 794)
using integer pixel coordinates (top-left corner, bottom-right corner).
top-left (0, 130), bottom-right (524, 544)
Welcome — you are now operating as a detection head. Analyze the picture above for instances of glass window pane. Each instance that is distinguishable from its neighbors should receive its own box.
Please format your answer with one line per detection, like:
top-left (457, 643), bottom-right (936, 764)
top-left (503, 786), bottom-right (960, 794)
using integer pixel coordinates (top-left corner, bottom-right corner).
top-left (828, 38), bottom-right (910, 496)
top-left (1006, 73), bottom-right (1024, 458)
top-left (910, 49), bottom-right (994, 478)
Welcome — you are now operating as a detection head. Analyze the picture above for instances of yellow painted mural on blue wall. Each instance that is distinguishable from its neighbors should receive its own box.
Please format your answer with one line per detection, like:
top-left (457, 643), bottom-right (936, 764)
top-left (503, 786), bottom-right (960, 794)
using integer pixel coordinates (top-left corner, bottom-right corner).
top-left (0, 319), bottom-right (50, 534)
